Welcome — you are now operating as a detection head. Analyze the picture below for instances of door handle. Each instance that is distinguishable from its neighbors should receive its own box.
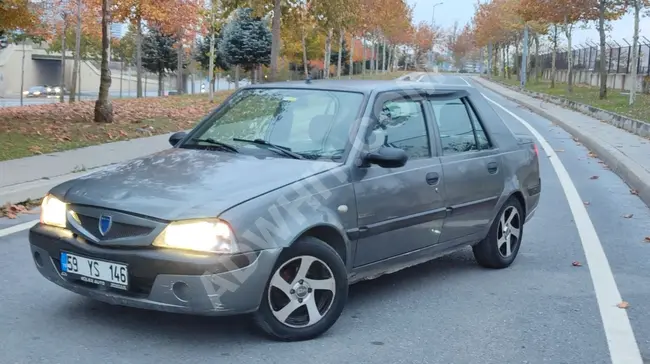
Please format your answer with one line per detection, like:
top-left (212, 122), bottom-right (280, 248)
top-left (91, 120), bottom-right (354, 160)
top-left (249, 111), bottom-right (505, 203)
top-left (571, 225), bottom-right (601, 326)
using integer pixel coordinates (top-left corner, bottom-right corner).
top-left (487, 161), bottom-right (498, 174)
top-left (425, 172), bottom-right (439, 185)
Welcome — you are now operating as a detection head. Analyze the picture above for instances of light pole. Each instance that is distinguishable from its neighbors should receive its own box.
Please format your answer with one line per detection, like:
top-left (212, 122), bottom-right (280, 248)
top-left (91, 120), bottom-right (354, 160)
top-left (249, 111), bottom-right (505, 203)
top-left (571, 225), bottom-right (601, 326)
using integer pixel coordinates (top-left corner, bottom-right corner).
top-left (430, 2), bottom-right (443, 70)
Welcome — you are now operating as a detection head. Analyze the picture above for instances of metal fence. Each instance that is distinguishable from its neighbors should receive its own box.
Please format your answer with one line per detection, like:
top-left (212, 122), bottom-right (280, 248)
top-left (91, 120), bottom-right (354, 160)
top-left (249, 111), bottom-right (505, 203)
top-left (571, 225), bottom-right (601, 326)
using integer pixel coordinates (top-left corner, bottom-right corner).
top-left (538, 37), bottom-right (650, 75)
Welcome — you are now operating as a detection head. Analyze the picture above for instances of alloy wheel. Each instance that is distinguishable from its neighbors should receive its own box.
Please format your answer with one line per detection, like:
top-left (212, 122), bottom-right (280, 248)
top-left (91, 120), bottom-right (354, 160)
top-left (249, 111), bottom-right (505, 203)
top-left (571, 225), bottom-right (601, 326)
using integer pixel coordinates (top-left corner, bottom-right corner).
top-left (497, 206), bottom-right (521, 258)
top-left (267, 255), bottom-right (336, 329)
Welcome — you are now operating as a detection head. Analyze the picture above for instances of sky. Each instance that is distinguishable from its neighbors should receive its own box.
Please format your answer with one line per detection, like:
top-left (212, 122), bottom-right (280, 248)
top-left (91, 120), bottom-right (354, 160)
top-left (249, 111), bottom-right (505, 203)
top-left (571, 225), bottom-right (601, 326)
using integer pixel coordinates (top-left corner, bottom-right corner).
top-left (408, 0), bottom-right (650, 50)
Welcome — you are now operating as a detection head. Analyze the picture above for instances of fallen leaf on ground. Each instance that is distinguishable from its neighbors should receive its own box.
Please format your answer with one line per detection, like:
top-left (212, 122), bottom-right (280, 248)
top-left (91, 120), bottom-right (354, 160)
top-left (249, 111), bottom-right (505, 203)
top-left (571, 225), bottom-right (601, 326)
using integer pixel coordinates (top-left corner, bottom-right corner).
top-left (572, 261), bottom-right (582, 267)
top-left (588, 152), bottom-right (597, 158)
top-left (616, 301), bottom-right (630, 309)
top-left (644, 237), bottom-right (650, 243)
top-left (589, 175), bottom-right (599, 180)
top-left (623, 214), bottom-right (633, 218)
top-left (584, 201), bottom-right (591, 205)
top-left (572, 137), bottom-right (579, 142)
top-left (630, 189), bottom-right (639, 195)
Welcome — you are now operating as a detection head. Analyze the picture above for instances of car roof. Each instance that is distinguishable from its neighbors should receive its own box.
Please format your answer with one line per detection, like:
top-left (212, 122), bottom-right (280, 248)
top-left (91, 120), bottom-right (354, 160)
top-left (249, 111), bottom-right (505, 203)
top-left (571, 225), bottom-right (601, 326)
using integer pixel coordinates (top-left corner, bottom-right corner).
top-left (243, 79), bottom-right (474, 96)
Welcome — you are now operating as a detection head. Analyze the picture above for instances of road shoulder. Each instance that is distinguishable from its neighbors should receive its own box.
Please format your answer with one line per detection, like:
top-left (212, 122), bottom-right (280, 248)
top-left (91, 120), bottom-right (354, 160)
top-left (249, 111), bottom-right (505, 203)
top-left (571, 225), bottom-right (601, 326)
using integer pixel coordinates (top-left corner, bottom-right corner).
top-left (472, 76), bottom-right (650, 208)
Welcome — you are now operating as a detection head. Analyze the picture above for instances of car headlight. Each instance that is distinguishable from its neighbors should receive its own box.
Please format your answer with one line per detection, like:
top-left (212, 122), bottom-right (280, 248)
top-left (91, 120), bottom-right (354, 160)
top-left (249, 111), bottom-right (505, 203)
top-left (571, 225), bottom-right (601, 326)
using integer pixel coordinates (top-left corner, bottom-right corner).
top-left (33, 91), bottom-right (41, 95)
top-left (23, 91), bottom-right (29, 95)
top-left (40, 194), bottom-right (68, 228)
top-left (152, 219), bottom-right (238, 253)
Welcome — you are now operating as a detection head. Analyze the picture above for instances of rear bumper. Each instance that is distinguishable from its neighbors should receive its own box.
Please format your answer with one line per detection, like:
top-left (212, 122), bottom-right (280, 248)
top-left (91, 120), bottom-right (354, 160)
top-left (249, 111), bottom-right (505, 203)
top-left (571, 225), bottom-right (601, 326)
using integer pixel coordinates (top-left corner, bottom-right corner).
top-left (29, 224), bottom-right (281, 316)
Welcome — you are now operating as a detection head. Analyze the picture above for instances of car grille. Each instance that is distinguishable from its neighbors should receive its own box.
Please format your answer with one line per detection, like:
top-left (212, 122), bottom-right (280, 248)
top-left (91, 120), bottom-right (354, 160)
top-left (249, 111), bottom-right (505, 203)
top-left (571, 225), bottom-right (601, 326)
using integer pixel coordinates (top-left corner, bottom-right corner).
top-left (76, 213), bottom-right (154, 240)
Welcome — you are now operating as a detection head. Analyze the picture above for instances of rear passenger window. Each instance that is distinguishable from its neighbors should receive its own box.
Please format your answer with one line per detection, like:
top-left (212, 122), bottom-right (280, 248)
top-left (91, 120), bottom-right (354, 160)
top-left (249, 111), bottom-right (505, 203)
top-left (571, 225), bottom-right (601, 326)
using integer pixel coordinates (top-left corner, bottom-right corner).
top-left (367, 100), bottom-right (431, 160)
top-left (429, 97), bottom-right (490, 155)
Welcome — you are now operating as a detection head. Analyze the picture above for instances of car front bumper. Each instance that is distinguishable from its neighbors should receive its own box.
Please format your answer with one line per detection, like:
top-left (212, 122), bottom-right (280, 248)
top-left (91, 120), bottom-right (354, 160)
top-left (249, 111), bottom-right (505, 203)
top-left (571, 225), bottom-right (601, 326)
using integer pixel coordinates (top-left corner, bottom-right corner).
top-left (29, 224), bottom-right (281, 316)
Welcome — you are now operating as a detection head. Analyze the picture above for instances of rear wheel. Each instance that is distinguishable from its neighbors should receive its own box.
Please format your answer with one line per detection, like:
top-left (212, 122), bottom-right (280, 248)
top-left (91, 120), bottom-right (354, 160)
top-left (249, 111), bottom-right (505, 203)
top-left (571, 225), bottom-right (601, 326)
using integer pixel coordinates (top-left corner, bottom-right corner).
top-left (472, 197), bottom-right (524, 269)
top-left (253, 236), bottom-right (348, 341)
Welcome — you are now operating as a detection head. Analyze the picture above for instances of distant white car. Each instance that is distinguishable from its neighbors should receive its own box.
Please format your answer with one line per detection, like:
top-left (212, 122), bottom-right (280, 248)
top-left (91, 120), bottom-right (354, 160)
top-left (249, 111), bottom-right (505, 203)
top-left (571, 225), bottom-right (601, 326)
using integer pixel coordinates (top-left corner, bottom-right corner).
top-left (0, 35), bottom-right (8, 49)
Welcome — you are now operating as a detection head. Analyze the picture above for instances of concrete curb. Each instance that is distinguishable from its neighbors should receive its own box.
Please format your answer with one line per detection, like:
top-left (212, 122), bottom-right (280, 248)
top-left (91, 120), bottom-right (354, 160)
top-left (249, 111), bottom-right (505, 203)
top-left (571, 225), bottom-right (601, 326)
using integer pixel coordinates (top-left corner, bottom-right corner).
top-left (474, 77), bottom-right (650, 208)
top-left (482, 77), bottom-right (650, 139)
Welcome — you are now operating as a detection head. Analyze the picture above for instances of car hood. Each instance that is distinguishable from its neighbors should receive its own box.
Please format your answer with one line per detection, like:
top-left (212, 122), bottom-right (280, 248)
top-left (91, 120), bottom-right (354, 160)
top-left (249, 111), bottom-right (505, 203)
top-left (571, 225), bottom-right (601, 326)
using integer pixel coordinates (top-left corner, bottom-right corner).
top-left (52, 148), bottom-right (339, 221)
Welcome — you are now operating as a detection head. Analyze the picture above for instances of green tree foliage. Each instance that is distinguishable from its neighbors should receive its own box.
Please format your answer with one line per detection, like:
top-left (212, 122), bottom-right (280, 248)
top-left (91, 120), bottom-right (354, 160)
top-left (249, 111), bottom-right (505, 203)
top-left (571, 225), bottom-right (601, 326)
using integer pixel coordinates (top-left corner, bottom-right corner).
top-left (47, 30), bottom-right (101, 60)
top-left (113, 26), bottom-right (137, 64)
top-left (195, 34), bottom-right (230, 72)
top-left (219, 8), bottom-right (272, 71)
top-left (142, 27), bottom-right (180, 94)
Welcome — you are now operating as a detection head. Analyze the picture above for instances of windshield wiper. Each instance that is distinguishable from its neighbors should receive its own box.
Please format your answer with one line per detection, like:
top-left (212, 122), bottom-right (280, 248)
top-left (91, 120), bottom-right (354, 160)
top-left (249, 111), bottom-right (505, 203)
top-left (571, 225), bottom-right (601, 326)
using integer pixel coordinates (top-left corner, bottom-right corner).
top-left (190, 138), bottom-right (239, 153)
top-left (232, 138), bottom-right (304, 160)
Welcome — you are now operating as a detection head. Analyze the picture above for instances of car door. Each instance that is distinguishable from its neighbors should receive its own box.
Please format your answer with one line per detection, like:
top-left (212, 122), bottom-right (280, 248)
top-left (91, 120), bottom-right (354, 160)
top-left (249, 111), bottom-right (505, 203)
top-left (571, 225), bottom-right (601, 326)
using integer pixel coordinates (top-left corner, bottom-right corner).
top-left (429, 93), bottom-right (505, 244)
top-left (351, 91), bottom-right (447, 268)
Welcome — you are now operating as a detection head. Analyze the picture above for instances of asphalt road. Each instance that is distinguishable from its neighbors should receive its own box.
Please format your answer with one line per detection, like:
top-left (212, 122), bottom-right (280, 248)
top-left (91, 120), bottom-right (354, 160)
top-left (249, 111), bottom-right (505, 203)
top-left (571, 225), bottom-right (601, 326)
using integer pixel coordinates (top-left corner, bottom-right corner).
top-left (0, 75), bottom-right (649, 363)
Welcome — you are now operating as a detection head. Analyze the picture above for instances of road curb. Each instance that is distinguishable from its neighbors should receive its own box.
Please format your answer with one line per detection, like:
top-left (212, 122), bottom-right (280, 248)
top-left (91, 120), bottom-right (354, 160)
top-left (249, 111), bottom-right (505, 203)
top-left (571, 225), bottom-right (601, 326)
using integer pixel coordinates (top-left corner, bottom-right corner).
top-left (0, 168), bottom-right (102, 206)
top-left (474, 77), bottom-right (650, 208)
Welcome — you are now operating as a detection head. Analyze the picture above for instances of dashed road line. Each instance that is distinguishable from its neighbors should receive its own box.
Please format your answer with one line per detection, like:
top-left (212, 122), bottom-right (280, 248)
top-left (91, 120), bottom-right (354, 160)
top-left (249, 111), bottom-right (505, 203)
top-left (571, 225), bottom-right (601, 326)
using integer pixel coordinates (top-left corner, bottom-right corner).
top-left (0, 220), bottom-right (38, 238)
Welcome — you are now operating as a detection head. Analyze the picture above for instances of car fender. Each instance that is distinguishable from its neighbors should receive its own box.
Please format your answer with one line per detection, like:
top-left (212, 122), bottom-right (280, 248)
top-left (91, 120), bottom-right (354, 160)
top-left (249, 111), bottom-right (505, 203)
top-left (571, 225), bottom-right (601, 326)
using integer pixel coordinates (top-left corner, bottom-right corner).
top-left (218, 169), bottom-right (357, 269)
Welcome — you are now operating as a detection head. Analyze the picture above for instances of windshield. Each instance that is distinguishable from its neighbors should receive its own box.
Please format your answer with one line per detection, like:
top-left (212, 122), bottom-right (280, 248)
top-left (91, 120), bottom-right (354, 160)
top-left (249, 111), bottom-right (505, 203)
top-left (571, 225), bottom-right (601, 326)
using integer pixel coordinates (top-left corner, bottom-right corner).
top-left (29, 86), bottom-right (45, 92)
top-left (183, 88), bottom-right (365, 161)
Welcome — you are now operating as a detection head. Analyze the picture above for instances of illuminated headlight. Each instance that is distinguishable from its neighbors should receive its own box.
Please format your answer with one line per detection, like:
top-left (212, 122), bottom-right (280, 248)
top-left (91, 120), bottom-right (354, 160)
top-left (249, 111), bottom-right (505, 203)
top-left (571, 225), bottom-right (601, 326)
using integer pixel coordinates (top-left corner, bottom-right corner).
top-left (33, 91), bottom-right (41, 95)
top-left (46, 87), bottom-right (52, 92)
top-left (22, 91), bottom-right (29, 95)
top-left (54, 87), bottom-right (61, 93)
top-left (40, 194), bottom-right (67, 228)
top-left (153, 219), bottom-right (238, 253)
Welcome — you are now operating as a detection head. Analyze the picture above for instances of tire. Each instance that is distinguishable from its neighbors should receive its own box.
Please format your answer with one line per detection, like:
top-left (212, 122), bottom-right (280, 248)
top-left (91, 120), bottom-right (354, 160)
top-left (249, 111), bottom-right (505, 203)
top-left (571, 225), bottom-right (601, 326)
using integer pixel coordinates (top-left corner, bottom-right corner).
top-left (472, 197), bottom-right (525, 269)
top-left (253, 236), bottom-right (348, 341)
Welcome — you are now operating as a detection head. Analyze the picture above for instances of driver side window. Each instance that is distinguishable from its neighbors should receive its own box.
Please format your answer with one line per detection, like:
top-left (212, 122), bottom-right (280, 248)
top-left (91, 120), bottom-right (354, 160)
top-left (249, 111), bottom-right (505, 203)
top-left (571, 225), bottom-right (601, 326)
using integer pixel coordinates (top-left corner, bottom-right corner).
top-left (367, 99), bottom-right (431, 160)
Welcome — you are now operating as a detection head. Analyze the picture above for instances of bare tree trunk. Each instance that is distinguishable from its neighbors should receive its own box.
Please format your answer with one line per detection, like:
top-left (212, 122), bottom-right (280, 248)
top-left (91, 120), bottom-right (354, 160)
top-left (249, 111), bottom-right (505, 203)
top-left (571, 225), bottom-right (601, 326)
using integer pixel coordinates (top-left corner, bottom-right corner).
top-left (269, 0), bottom-right (282, 81)
top-left (348, 35), bottom-right (354, 78)
top-left (337, 29), bottom-right (344, 78)
top-left (94, 0), bottom-right (113, 123)
top-left (158, 72), bottom-right (163, 96)
top-left (208, 5), bottom-right (215, 102)
top-left (59, 15), bottom-right (67, 103)
top-left (629, 0), bottom-right (640, 105)
top-left (534, 34), bottom-right (540, 82)
top-left (381, 39), bottom-right (386, 73)
top-left (20, 41), bottom-right (26, 107)
top-left (361, 37), bottom-right (366, 75)
top-left (323, 28), bottom-right (333, 79)
top-left (564, 17), bottom-right (574, 93)
top-left (70, 0), bottom-right (82, 103)
top-left (177, 31), bottom-right (183, 94)
top-left (301, 30), bottom-right (309, 78)
top-left (598, 0), bottom-right (607, 99)
top-left (135, 13), bottom-right (143, 98)
top-left (235, 65), bottom-right (240, 88)
top-left (120, 58), bottom-right (124, 98)
top-left (551, 26), bottom-right (557, 88)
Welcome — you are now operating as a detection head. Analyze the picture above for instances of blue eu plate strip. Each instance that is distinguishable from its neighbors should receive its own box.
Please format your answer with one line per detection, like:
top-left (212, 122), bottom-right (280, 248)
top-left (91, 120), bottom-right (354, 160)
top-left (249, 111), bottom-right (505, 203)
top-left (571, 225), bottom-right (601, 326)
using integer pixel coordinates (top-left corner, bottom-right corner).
top-left (60, 252), bottom-right (68, 272)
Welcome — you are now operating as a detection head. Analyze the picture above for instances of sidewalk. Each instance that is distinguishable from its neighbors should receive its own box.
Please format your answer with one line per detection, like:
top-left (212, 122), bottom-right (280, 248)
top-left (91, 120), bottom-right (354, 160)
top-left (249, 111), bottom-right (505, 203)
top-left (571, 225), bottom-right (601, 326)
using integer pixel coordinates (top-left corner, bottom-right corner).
top-left (0, 133), bottom-right (173, 205)
top-left (473, 76), bottom-right (650, 207)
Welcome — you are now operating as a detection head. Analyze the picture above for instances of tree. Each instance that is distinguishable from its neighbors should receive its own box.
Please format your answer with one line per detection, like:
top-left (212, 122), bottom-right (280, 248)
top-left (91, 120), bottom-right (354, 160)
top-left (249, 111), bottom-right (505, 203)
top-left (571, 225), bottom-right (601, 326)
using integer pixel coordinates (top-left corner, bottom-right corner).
top-left (0, 0), bottom-right (40, 32)
top-left (219, 8), bottom-right (272, 86)
top-left (627, 0), bottom-right (650, 105)
top-left (141, 27), bottom-right (179, 95)
top-left (593, 0), bottom-right (627, 99)
top-left (94, 0), bottom-right (113, 123)
top-left (330, 38), bottom-right (350, 75)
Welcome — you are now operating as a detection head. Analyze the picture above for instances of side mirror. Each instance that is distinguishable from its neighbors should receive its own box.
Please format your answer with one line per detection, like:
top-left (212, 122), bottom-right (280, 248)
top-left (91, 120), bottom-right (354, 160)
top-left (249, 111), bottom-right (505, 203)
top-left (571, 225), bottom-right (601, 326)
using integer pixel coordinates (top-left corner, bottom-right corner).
top-left (364, 146), bottom-right (408, 168)
top-left (169, 131), bottom-right (187, 147)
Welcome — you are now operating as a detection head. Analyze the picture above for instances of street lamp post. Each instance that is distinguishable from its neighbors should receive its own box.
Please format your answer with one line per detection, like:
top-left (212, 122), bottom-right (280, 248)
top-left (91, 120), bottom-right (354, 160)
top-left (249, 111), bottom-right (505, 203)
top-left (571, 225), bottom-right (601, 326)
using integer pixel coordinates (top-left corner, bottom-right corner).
top-left (430, 2), bottom-right (443, 70)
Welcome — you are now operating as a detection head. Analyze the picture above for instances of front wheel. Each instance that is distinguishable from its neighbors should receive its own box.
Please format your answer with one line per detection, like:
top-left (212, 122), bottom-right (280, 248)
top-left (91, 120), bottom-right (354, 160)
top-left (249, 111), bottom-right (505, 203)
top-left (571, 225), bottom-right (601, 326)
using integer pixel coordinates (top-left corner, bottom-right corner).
top-left (472, 197), bottom-right (524, 269)
top-left (253, 236), bottom-right (348, 341)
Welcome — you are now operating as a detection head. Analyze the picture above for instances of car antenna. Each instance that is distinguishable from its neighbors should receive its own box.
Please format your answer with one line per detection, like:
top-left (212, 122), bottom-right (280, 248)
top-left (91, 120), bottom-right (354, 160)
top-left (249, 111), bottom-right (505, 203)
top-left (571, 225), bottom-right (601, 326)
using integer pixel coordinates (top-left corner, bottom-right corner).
top-left (305, 75), bottom-right (312, 84)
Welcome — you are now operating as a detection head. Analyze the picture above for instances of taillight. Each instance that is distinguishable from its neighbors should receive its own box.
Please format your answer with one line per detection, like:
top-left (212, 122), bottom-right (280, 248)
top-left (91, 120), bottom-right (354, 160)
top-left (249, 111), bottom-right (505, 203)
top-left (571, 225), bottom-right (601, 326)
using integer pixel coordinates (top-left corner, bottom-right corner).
top-left (533, 144), bottom-right (539, 157)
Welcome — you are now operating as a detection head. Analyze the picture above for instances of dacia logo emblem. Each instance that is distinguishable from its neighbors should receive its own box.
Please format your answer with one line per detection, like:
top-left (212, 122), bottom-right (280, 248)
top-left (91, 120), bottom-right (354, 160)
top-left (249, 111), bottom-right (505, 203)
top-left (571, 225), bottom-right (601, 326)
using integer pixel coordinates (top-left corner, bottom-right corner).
top-left (98, 215), bottom-right (112, 236)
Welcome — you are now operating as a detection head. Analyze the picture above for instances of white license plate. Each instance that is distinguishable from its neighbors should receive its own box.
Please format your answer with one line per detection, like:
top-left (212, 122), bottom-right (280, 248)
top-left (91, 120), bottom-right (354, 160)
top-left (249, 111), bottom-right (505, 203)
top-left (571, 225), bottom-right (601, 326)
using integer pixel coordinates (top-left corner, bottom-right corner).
top-left (60, 252), bottom-right (129, 290)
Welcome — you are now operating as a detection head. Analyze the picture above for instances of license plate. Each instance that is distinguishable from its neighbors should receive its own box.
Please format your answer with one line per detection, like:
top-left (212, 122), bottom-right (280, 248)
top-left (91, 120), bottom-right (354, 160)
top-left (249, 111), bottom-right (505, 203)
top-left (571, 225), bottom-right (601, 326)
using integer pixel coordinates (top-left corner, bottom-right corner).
top-left (60, 252), bottom-right (129, 290)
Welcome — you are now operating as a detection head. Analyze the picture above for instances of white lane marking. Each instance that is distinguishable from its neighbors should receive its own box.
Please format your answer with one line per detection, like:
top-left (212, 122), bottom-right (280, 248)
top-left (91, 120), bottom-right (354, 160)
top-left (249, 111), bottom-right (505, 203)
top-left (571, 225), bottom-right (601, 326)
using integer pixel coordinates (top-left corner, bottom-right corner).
top-left (0, 220), bottom-right (38, 238)
top-left (482, 92), bottom-right (643, 364)
top-left (459, 76), bottom-right (472, 86)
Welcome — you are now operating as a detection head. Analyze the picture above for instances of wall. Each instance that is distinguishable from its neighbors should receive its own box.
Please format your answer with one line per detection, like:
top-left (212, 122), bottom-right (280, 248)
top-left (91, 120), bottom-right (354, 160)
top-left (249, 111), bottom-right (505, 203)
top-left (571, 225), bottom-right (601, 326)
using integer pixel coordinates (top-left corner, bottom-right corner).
top-left (542, 69), bottom-right (649, 92)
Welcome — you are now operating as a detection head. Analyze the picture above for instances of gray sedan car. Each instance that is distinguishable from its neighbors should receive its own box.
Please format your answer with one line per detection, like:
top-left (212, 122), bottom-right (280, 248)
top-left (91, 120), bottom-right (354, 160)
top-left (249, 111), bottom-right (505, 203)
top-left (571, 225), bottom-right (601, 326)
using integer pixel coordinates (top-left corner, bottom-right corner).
top-left (30, 80), bottom-right (541, 341)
